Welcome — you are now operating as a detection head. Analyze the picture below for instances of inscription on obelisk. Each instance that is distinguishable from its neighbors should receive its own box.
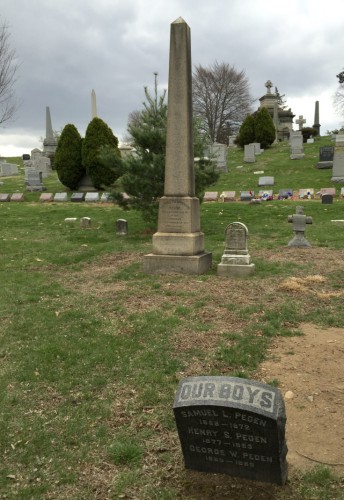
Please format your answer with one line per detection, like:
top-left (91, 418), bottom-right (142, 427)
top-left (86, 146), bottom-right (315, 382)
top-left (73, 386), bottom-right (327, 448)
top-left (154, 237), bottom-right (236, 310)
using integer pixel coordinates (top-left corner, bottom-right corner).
top-left (143, 18), bottom-right (212, 274)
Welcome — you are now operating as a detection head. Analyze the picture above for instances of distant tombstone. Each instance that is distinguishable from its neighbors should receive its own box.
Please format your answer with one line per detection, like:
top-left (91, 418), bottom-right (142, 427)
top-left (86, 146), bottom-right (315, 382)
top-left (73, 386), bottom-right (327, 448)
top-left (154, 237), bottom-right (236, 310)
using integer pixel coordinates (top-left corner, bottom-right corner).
top-left (321, 194), bottom-right (333, 204)
top-left (116, 219), bottom-right (128, 235)
top-left (173, 376), bottom-right (288, 485)
top-left (258, 190), bottom-right (273, 201)
top-left (287, 206), bottom-right (312, 247)
top-left (217, 222), bottom-right (255, 277)
top-left (244, 144), bottom-right (256, 163)
top-left (278, 189), bottom-right (293, 200)
top-left (10, 193), bottom-right (24, 202)
top-left (258, 176), bottom-right (274, 187)
top-left (22, 154), bottom-right (30, 160)
top-left (252, 143), bottom-right (263, 155)
top-left (80, 217), bottom-right (92, 229)
top-left (210, 143), bottom-right (228, 172)
top-left (53, 192), bottom-right (68, 202)
top-left (203, 192), bottom-right (218, 202)
top-left (39, 193), bottom-right (54, 202)
top-left (0, 193), bottom-right (10, 202)
top-left (307, 138), bottom-right (314, 144)
top-left (221, 191), bottom-right (236, 202)
top-left (240, 191), bottom-right (254, 201)
top-left (341, 187), bottom-right (344, 198)
top-left (85, 192), bottom-right (99, 202)
top-left (290, 132), bottom-right (304, 160)
top-left (71, 192), bottom-right (85, 202)
top-left (101, 192), bottom-right (111, 203)
top-left (299, 189), bottom-right (314, 200)
top-left (317, 146), bottom-right (334, 169)
top-left (319, 187), bottom-right (336, 197)
top-left (228, 135), bottom-right (237, 147)
top-left (64, 218), bottom-right (78, 223)
top-left (0, 161), bottom-right (19, 177)
top-left (26, 171), bottom-right (44, 188)
top-left (331, 135), bottom-right (344, 182)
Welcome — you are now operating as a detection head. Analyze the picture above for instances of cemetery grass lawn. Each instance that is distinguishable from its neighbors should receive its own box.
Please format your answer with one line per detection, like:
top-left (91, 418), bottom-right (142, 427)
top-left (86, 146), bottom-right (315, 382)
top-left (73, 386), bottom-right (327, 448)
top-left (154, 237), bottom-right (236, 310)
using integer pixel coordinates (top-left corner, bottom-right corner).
top-left (1, 172), bottom-right (344, 495)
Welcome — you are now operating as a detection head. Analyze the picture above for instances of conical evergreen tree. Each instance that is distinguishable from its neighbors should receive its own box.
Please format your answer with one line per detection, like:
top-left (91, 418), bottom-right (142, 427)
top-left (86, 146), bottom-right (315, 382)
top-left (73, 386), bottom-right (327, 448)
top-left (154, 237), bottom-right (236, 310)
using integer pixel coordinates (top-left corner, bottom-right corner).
top-left (54, 124), bottom-right (84, 189)
top-left (254, 107), bottom-right (276, 148)
top-left (237, 114), bottom-right (255, 147)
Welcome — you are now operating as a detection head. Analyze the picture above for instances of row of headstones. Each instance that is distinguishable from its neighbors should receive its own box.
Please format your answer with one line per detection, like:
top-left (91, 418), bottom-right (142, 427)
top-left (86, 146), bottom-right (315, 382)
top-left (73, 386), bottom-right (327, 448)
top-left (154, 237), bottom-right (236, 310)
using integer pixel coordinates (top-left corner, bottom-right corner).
top-left (0, 192), bottom-right (113, 203)
top-left (204, 187), bottom-right (344, 203)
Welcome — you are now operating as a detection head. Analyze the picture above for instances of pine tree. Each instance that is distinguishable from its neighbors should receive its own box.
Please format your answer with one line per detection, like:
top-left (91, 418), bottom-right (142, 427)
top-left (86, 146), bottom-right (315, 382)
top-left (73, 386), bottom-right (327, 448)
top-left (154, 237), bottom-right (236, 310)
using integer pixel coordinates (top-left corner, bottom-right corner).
top-left (254, 107), bottom-right (276, 148)
top-left (82, 117), bottom-right (120, 189)
top-left (237, 114), bottom-right (255, 147)
top-left (54, 124), bottom-right (84, 189)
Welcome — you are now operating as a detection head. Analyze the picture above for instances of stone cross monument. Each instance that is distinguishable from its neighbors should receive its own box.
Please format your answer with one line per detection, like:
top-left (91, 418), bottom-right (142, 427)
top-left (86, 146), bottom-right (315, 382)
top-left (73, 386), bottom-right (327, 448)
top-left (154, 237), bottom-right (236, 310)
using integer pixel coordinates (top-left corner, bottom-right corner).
top-left (143, 18), bottom-right (212, 274)
top-left (287, 206), bottom-right (312, 247)
top-left (91, 89), bottom-right (97, 118)
top-left (295, 115), bottom-right (306, 130)
top-left (265, 80), bottom-right (273, 94)
top-left (43, 106), bottom-right (57, 157)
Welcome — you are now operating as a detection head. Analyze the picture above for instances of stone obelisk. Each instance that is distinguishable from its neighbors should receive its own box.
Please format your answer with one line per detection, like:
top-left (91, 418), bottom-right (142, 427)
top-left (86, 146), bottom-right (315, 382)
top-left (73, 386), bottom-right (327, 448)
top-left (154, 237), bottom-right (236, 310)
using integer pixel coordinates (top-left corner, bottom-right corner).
top-left (143, 18), bottom-right (212, 275)
top-left (313, 100), bottom-right (320, 136)
top-left (91, 89), bottom-right (97, 118)
top-left (43, 106), bottom-right (57, 158)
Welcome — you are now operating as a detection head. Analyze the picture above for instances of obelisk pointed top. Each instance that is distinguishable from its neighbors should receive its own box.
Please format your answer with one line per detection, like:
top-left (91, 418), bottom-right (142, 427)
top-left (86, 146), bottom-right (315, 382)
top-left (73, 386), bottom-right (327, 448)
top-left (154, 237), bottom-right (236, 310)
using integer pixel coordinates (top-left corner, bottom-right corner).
top-left (91, 89), bottom-right (97, 118)
top-left (45, 106), bottom-right (54, 141)
top-left (172, 16), bottom-right (187, 24)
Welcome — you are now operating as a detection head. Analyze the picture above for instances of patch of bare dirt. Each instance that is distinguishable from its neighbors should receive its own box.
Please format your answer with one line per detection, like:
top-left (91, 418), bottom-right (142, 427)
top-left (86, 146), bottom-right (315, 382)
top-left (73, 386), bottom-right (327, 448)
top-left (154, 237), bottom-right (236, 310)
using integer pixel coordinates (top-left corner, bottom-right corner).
top-left (257, 323), bottom-right (344, 475)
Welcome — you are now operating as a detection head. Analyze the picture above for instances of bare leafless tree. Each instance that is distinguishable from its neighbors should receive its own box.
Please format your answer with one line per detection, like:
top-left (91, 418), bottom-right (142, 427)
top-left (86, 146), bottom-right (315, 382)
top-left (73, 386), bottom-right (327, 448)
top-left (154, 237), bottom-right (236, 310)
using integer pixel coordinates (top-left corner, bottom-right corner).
top-left (193, 61), bottom-right (255, 143)
top-left (0, 22), bottom-right (18, 125)
top-left (333, 70), bottom-right (344, 117)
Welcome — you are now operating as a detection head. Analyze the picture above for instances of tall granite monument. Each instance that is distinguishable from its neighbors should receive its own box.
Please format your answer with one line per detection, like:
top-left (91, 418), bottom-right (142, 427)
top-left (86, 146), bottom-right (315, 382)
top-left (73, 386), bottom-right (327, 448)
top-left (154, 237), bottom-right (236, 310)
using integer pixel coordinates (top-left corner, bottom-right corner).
top-left (91, 89), bottom-right (97, 118)
top-left (313, 100), bottom-right (320, 136)
top-left (42, 106), bottom-right (57, 158)
top-left (143, 18), bottom-right (212, 274)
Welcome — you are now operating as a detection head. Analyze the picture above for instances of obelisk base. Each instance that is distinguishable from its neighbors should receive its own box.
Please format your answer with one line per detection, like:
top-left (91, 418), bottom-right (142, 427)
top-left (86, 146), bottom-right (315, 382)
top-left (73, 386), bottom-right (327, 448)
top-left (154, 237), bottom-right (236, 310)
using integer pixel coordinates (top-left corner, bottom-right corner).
top-left (143, 252), bottom-right (212, 275)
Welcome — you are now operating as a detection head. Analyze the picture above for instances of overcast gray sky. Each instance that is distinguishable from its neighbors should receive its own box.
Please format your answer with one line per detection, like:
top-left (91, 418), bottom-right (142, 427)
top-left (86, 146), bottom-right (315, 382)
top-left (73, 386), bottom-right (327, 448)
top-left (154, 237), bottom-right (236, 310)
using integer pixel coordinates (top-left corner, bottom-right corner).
top-left (0, 0), bottom-right (343, 156)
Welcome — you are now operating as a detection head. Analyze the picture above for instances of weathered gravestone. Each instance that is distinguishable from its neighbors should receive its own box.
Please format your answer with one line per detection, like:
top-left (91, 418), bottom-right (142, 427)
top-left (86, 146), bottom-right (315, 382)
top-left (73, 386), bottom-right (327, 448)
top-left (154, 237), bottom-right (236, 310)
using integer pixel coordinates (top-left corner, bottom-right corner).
top-left (116, 219), bottom-right (128, 235)
top-left (220, 191), bottom-right (236, 202)
top-left (244, 144), bottom-right (256, 163)
top-left (252, 143), bottom-right (263, 155)
top-left (71, 192), bottom-right (85, 202)
top-left (0, 193), bottom-right (10, 202)
top-left (258, 176), bottom-right (274, 187)
top-left (287, 206), bottom-right (312, 247)
top-left (173, 376), bottom-right (288, 485)
top-left (217, 222), bottom-right (255, 277)
top-left (210, 143), bottom-right (228, 172)
top-left (101, 192), bottom-right (111, 203)
top-left (317, 146), bottom-right (334, 169)
top-left (26, 171), bottom-right (46, 191)
top-left (290, 132), bottom-right (304, 160)
top-left (0, 161), bottom-right (19, 177)
top-left (331, 135), bottom-right (344, 182)
top-left (54, 192), bottom-right (68, 202)
top-left (203, 192), bottom-right (218, 202)
top-left (22, 154), bottom-right (30, 160)
top-left (10, 193), bottom-right (24, 202)
top-left (80, 217), bottom-right (92, 229)
top-left (319, 187), bottom-right (336, 197)
top-left (39, 193), bottom-right (54, 202)
top-left (240, 191), bottom-right (254, 201)
top-left (85, 192), bottom-right (99, 202)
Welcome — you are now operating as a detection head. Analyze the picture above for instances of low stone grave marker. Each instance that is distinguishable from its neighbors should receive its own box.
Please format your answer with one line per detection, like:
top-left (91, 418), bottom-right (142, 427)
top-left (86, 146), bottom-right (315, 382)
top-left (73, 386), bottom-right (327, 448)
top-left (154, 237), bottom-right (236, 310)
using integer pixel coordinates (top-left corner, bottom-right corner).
top-left (252, 143), bottom-right (263, 155)
top-left (10, 193), bottom-right (24, 202)
top-left (173, 376), bottom-right (288, 485)
top-left (321, 194), bottom-right (333, 204)
top-left (299, 188), bottom-right (314, 199)
top-left (258, 176), bottom-right (274, 187)
top-left (101, 192), bottom-right (111, 203)
top-left (0, 193), bottom-right (10, 202)
top-left (71, 192), bottom-right (85, 202)
top-left (116, 219), bottom-right (128, 235)
top-left (217, 222), bottom-right (255, 277)
top-left (240, 191), bottom-right (254, 201)
top-left (220, 191), bottom-right (236, 202)
top-left (278, 189), bottom-right (293, 200)
top-left (244, 144), bottom-right (255, 163)
top-left (54, 192), bottom-right (68, 202)
top-left (204, 192), bottom-right (218, 202)
top-left (258, 190), bottom-right (273, 201)
top-left (39, 193), bottom-right (54, 202)
top-left (85, 192), bottom-right (99, 202)
top-left (80, 217), bottom-right (92, 229)
top-left (317, 146), bottom-right (334, 169)
top-left (341, 187), bottom-right (344, 198)
top-left (287, 206), bottom-right (313, 247)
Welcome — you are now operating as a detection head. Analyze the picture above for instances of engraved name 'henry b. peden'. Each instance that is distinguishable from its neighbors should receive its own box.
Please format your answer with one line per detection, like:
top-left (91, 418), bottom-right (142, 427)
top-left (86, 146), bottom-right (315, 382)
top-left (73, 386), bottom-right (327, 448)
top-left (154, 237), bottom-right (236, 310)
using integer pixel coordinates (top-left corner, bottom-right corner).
top-left (173, 376), bottom-right (288, 485)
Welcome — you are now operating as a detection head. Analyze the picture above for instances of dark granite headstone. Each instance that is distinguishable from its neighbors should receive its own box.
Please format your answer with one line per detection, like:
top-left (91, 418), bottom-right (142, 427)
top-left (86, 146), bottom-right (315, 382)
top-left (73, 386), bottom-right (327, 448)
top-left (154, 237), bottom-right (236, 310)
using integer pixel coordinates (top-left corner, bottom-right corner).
top-left (22, 154), bottom-right (30, 160)
top-left (278, 189), bottom-right (293, 200)
top-left (71, 192), bottom-right (85, 202)
top-left (322, 194), bottom-right (333, 204)
top-left (173, 376), bottom-right (288, 485)
top-left (116, 219), bottom-right (128, 235)
top-left (317, 146), bottom-right (334, 169)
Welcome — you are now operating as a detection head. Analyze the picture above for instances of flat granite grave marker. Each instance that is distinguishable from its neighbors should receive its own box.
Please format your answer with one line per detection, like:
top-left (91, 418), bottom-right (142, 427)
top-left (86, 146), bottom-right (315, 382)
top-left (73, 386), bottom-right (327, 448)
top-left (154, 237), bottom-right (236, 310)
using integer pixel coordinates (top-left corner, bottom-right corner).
top-left (0, 193), bottom-right (10, 202)
top-left (85, 192), bottom-right (99, 202)
top-left (173, 376), bottom-right (288, 485)
top-left (101, 192), bottom-right (111, 203)
top-left (258, 190), bottom-right (273, 201)
top-left (240, 191), bottom-right (254, 201)
top-left (204, 192), bottom-right (218, 202)
top-left (71, 192), bottom-right (85, 202)
top-left (258, 176), bottom-right (274, 187)
top-left (299, 188), bottom-right (314, 199)
top-left (54, 192), bottom-right (68, 202)
top-left (220, 191), bottom-right (236, 202)
top-left (39, 193), bottom-right (54, 202)
top-left (321, 194), bottom-right (333, 204)
top-left (10, 193), bottom-right (24, 202)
